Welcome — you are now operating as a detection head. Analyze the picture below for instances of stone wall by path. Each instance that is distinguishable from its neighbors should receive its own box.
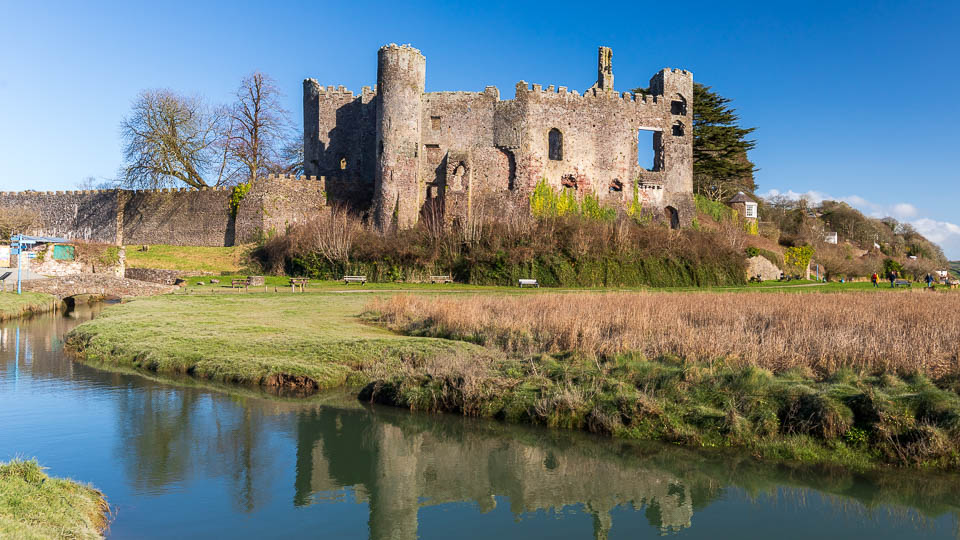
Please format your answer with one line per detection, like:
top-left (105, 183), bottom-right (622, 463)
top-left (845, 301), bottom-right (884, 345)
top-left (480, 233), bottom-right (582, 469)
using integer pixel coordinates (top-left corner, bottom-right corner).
top-left (22, 274), bottom-right (176, 299)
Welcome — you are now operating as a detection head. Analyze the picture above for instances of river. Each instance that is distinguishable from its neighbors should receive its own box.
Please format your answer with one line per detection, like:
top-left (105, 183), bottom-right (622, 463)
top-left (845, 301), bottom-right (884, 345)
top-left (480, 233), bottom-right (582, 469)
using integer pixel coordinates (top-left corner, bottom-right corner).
top-left (1, 305), bottom-right (959, 539)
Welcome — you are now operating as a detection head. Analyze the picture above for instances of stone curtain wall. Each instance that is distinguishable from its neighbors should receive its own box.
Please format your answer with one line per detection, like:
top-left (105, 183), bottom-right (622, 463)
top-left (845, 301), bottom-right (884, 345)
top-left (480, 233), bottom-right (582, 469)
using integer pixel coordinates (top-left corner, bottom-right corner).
top-left (235, 175), bottom-right (327, 243)
top-left (121, 188), bottom-right (233, 246)
top-left (0, 190), bottom-right (119, 243)
top-left (0, 177), bottom-right (326, 247)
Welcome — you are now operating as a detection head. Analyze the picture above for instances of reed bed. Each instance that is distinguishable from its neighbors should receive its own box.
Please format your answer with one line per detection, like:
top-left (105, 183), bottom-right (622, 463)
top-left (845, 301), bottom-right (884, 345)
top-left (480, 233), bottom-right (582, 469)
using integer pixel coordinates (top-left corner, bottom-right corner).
top-left (370, 291), bottom-right (960, 377)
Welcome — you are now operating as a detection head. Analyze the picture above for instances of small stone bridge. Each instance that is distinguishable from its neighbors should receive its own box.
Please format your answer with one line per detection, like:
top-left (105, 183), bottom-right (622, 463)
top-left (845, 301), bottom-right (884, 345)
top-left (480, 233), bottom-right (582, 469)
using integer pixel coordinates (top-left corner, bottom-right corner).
top-left (21, 274), bottom-right (176, 300)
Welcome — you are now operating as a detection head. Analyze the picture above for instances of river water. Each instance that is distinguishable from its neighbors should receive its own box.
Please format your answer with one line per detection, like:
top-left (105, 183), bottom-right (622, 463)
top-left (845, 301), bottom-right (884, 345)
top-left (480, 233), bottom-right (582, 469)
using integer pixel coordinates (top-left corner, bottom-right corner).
top-left (1, 305), bottom-right (959, 539)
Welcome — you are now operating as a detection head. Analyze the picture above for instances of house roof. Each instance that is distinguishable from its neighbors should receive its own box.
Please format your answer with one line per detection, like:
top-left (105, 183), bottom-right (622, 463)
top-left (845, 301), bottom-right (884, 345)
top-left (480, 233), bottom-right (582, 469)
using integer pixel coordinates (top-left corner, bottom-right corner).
top-left (728, 191), bottom-right (755, 204)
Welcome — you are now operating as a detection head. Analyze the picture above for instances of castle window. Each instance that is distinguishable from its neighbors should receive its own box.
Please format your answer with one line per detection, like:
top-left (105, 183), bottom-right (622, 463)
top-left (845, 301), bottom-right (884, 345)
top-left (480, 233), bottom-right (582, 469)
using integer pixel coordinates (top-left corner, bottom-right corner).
top-left (665, 206), bottom-right (680, 229)
top-left (638, 129), bottom-right (662, 171)
top-left (431, 116), bottom-right (441, 130)
top-left (339, 157), bottom-right (347, 170)
top-left (671, 94), bottom-right (687, 115)
top-left (672, 121), bottom-right (685, 137)
top-left (548, 128), bottom-right (563, 161)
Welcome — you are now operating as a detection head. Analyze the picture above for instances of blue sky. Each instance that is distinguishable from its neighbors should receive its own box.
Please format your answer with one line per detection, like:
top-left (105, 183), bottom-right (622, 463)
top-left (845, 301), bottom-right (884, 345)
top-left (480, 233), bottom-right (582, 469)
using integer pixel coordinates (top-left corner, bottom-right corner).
top-left (1, 1), bottom-right (958, 256)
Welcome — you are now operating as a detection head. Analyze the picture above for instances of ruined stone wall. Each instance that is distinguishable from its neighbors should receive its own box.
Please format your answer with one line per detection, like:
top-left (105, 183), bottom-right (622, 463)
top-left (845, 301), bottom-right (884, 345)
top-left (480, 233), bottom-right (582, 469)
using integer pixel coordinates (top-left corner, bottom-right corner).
top-left (303, 81), bottom-right (377, 211)
top-left (0, 190), bottom-right (119, 243)
top-left (304, 44), bottom-right (695, 228)
top-left (234, 175), bottom-right (327, 243)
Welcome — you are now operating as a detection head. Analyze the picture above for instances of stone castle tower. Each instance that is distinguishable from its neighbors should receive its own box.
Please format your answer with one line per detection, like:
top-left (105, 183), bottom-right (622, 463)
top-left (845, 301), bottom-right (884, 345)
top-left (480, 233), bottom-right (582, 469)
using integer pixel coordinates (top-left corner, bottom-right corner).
top-left (304, 44), bottom-right (694, 229)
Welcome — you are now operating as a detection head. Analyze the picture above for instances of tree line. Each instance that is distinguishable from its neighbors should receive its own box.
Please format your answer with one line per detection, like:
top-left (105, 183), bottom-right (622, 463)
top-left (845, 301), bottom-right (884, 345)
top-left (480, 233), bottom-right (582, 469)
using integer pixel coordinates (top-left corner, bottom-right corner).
top-left (118, 73), bottom-right (302, 189)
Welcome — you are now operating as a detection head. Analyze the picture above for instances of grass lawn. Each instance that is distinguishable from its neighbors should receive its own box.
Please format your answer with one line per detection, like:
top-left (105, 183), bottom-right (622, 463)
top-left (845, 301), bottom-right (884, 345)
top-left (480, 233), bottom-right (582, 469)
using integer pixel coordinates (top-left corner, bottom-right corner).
top-left (0, 292), bottom-right (58, 321)
top-left (67, 293), bottom-right (487, 390)
top-left (124, 244), bottom-right (251, 273)
top-left (0, 459), bottom-right (108, 540)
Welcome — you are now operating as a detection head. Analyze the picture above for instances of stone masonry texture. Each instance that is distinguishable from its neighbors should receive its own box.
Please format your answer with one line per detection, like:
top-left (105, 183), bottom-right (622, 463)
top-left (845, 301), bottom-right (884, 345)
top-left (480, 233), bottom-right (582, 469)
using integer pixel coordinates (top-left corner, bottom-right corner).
top-left (0, 175), bottom-right (326, 247)
top-left (304, 44), bottom-right (695, 228)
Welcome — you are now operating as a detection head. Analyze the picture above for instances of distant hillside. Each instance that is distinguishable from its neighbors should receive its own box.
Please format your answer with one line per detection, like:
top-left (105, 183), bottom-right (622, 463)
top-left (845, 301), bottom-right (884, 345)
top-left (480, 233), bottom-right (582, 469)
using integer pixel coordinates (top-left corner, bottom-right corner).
top-left (951, 261), bottom-right (960, 277)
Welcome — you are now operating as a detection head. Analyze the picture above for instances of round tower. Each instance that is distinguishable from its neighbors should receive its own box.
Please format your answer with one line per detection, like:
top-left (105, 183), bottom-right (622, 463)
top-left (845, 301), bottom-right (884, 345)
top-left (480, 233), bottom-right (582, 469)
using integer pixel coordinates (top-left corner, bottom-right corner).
top-left (374, 44), bottom-right (425, 229)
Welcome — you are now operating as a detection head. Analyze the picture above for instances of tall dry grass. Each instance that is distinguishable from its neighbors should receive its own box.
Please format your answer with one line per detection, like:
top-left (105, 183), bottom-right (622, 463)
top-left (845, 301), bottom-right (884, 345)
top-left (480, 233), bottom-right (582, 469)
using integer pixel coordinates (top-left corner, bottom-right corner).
top-left (370, 291), bottom-right (960, 377)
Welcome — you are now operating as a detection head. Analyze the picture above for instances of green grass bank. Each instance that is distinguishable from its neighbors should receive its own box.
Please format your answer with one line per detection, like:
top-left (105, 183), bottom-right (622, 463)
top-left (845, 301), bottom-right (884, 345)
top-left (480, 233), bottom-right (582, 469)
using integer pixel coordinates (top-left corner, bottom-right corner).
top-left (0, 292), bottom-right (59, 321)
top-left (0, 459), bottom-right (108, 540)
top-left (66, 293), bottom-right (487, 391)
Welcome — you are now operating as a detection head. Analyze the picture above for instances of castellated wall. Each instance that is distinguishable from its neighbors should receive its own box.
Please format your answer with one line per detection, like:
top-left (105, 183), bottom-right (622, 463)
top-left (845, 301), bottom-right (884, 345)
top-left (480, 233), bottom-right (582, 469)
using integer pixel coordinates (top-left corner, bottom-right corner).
top-left (0, 190), bottom-right (120, 243)
top-left (0, 176), bottom-right (327, 247)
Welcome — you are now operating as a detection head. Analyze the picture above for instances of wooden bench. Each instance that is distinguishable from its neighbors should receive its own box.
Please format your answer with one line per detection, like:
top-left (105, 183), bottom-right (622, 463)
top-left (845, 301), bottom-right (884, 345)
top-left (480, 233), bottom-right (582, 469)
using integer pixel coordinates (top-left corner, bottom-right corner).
top-left (518, 278), bottom-right (539, 288)
top-left (893, 279), bottom-right (912, 288)
top-left (289, 277), bottom-right (309, 292)
top-left (429, 275), bottom-right (453, 284)
top-left (343, 275), bottom-right (367, 285)
top-left (231, 278), bottom-right (249, 291)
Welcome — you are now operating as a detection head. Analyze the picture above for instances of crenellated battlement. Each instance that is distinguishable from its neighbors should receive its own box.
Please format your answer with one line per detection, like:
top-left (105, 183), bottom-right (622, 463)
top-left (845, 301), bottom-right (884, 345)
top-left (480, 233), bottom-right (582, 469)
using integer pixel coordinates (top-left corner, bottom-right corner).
top-left (514, 81), bottom-right (660, 105)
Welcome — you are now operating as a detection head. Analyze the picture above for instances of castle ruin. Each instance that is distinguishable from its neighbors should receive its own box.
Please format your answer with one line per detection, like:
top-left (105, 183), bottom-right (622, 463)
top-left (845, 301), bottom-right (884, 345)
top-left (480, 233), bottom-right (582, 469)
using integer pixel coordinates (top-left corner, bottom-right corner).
top-left (305, 44), bottom-right (695, 228)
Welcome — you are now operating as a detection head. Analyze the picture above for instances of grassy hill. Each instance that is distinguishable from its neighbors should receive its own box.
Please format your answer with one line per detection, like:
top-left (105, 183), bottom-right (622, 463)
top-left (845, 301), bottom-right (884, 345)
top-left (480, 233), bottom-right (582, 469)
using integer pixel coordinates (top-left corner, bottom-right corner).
top-left (951, 261), bottom-right (960, 277)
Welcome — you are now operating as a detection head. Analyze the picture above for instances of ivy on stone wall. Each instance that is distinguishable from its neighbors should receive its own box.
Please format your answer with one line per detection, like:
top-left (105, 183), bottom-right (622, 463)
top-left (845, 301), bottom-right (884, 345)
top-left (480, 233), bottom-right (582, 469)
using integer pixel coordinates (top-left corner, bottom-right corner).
top-left (229, 183), bottom-right (251, 218)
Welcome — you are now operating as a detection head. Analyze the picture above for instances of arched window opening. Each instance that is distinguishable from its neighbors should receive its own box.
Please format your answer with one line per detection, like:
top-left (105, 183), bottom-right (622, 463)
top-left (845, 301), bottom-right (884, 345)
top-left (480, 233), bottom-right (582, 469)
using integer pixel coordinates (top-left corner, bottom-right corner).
top-left (339, 157), bottom-right (347, 170)
top-left (548, 128), bottom-right (563, 161)
top-left (665, 206), bottom-right (680, 229)
top-left (672, 121), bottom-right (685, 137)
top-left (671, 94), bottom-right (687, 116)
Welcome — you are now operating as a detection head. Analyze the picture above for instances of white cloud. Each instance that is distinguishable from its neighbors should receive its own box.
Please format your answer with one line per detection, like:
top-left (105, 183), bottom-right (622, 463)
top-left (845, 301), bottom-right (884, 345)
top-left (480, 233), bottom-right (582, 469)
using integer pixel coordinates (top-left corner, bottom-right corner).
top-left (759, 189), bottom-right (960, 259)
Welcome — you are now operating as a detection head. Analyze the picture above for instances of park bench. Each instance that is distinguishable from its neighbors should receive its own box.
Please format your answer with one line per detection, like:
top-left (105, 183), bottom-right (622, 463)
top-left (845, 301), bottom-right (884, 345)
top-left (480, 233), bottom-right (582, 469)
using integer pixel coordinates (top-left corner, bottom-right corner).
top-left (289, 277), bottom-right (309, 292)
top-left (429, 275), bottom-right (453, 284)
top-left (518, 278), bottom-right (539, 288)
top-left (231, 278), bottom-right (249, 291)
top-left (893, 279), bottom-right (911, 288)
top-left (343, 275), bottom-right (367, 285)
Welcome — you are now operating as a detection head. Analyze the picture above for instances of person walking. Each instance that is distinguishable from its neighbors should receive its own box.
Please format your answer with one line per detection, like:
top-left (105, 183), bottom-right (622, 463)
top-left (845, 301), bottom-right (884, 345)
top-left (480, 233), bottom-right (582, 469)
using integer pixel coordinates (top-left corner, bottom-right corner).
top-left (888, 270), bottom-right (897, 288)
top-left (926, 273), bottom-right (934, 288)
top-left (871, 272), bottom-right (879, 288)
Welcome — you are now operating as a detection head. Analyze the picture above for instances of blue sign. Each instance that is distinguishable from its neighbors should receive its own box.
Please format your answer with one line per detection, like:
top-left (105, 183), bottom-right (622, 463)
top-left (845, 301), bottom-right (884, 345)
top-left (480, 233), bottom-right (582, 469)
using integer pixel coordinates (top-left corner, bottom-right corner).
top-left (10, 248), bottom-right (20, 255)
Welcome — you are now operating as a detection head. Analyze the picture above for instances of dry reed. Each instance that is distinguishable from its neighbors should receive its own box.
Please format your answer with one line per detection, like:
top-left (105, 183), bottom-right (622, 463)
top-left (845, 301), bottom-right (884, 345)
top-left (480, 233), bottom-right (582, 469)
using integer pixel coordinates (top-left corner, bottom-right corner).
top-left (371, 291), bottom-right (960, 377)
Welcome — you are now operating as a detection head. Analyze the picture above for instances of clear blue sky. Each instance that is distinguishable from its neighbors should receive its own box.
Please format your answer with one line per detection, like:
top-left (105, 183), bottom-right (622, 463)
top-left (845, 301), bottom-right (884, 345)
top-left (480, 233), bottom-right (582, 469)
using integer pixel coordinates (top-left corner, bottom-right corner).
top-left (2, 0), bottom-right (958, 256)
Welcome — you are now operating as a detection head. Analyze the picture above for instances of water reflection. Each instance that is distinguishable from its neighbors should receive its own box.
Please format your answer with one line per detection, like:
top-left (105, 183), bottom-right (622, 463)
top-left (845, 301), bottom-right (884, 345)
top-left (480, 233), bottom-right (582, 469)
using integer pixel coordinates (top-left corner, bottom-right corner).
top-left (2, 306), bottom-right (959, 539)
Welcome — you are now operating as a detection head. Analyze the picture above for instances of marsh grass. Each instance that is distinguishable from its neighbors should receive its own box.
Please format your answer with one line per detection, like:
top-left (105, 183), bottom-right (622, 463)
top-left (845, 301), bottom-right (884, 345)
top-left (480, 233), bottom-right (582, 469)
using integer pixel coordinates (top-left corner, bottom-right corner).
top-left (0, 292), bottom-right (58, 321)
top-left (370, 291), bottom-right (960, 377)
top-left (364, 291), bottom-right (960, 469)
top-left (0, 458), bottom-right (109, 539)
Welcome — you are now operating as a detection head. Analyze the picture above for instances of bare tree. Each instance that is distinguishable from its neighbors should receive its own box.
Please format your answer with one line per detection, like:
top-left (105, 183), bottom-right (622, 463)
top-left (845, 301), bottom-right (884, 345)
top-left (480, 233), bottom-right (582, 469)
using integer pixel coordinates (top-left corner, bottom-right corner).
top-left (75, 176), bottom-right (117, 190)
top-left (224, 73), bottom-right (293, 182)
top-left (120, 89), bottom-right (227, 189)
top-left (314, 205), bottom-right (361, 270)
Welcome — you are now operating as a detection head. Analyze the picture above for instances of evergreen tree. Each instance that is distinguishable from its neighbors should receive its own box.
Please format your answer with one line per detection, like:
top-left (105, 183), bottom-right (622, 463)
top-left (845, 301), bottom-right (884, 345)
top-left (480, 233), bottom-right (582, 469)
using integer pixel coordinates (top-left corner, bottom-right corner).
top-left (692, 83), bottom-right (757, 201)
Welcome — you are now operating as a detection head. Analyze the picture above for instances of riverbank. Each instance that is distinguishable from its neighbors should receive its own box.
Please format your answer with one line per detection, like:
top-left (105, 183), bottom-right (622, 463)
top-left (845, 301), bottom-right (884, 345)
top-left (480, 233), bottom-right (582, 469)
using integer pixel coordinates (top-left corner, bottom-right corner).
top-left (66, 293), bottom-right (488, 391)
top-left (0, 459), bottom-right (108, 539)
top-left (65, 289), bottom-right (960, 471)
top-left (0, 292), bottom-right (58, 321)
